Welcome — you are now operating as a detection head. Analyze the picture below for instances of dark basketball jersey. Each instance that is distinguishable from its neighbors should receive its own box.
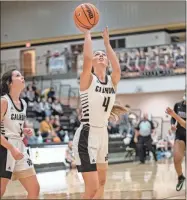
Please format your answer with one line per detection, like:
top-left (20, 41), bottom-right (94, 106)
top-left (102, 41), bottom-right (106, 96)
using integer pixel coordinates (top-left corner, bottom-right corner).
top-left (171, 101), bottom-right (186, 135)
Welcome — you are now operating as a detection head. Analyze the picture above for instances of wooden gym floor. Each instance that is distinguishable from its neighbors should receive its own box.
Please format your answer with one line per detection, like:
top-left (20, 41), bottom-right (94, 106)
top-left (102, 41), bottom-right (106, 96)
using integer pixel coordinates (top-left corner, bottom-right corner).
top-left (3, 160), bottom-right (186, 199)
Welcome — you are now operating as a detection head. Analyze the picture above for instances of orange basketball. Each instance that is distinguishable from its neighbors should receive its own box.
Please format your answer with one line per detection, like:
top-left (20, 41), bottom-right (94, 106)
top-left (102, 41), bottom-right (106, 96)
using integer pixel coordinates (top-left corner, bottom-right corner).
top-left (73, 3), bottom-right (100, 30)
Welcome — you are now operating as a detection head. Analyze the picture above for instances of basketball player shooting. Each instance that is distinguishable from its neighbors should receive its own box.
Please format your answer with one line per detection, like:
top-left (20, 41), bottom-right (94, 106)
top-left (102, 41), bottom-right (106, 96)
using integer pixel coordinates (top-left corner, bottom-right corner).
top-left (169, 96), bottom-right (186, 191)
top-left (0, 69), bottom-right (40, 199)
top-left (72, 23), bottom-right (128, 199)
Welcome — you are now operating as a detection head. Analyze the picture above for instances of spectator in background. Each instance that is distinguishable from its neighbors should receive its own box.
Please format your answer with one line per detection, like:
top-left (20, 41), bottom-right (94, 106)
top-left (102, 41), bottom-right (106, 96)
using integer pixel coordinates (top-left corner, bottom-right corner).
top-left (108, 121), bottom-right (119, 134)
top-left (31, 80), bottom-right (37, 92)
top-left (33, 97), bottom-right (45, 119)
top-left (120, 52), bottom-right (129, 72)
top-left (69, 110), bottom-right (79, 131)
top-left (166, 52), bottom-right (175, 69)
top-left (26, 85), bottom-right (36, 104)
top-left (134, 113), bottom-right (157, 164)
top-left (52, 115), bottom-right (65, 142)
top-left (21, 88), bottom-right (28, 102)
top-left (52, 98), bottom-right (63, 116)
top-left (39, 116), bottom-right (58, 142)
top-left (175, 47), bottom-right (185, 68)
top-left (72, 45), bottom-right (80, 71)
top-left (158, 47), bottom-right (167, 70)
top-left (65, 141), bottom-right (76, 169)
top-left (45, 50), bottom-right (52, 73)
top-left (62, 47), bottom-right (71, 71)
top-left (137, 49), bottom-right (147, 72)
top-left (148, 51), bottom-right (158, 71)
top-left (127, 50), bottom-right (137, 72)
top-left (118, 105), bottom-right (131, 136)
top-left (39, 97), bottom-right (51, 117)
top-left (47, 87), bottom-right (56, 101)
top-left (47, 97), bottom-right (53, 112)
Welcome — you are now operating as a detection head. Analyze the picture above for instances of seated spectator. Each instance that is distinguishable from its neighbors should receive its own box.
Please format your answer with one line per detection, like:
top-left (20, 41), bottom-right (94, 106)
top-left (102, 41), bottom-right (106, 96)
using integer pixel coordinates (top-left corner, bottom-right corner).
top-left (52, 98), bottom-right (63, 116)
top-left (108, 121), bottom-right (119, 134)
top-left (174, 47), bottom-right (185, 68)
top-left (51, 115), bottom-right (65, 141)
top-left (118, 113), bottom-right (131, 137)
top-left (47, 87), bottom-right (56, 101)
top-left (137, 49), bottom-right (148, 72)
top-left (39, 116), bottom-right (59, 142)
top-left (26, 85), bottom-right (36, 105)
top-left (33, 97), bottom-right (45, 119)
top-left (39, 97), bottom-right (52, 117)
top-left (166, 53), bottom-right (175, 69)
top-left (148, 51), bottom-right (159, 71)
top-left (69, 110), bottom-right (80, 131)
top-left (21, 88), bottom-right (28, 103)
top-left (65, 141), bottom-right (76, 169)
top-left (127, 50), bottom-right (138, 72)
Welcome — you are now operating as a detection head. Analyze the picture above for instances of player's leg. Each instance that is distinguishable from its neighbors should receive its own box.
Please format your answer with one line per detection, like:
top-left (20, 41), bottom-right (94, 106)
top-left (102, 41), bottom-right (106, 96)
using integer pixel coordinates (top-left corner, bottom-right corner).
top-left (0, 178), bottom-right (10, 197)
top-left (13, 164), bottom-right (40, 199)
top-left (82, 171), bottom-right (99, 199)
top-left (173, 139), bottom-right (185, 191)
top-left (0, 142), bottom-right (15, 197)
top-left (93, 164), bottom-right (108, 199)
top-left (13, 142), bottom-right (40, 199)
top-left (93, 128), bottom-right (108, 199)
top-left (18, 174), bottom-right (40, 199)
top-left (73, 125), bottom-right (99, 199)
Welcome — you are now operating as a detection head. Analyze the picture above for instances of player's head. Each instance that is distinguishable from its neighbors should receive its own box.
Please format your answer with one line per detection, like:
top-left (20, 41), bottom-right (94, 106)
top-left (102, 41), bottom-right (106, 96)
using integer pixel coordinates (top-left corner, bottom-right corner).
top-left (1, 69), bottom-right (25, 96)
top-left (92, 51), bottom-right (109, 72)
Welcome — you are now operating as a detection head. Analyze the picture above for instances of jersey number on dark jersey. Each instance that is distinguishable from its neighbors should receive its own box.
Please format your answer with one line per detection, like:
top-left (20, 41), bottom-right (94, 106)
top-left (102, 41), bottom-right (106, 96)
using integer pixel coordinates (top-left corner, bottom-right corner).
top-left (102, 97), bottom-right (111, 112)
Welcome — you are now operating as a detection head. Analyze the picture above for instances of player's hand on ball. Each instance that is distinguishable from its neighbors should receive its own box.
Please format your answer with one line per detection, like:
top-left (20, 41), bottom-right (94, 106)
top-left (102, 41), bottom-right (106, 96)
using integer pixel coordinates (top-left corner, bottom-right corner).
top-left (23, 128), bottom-right (33, 137)
top-left (10, 147), bottom-right (24, 160)
top-left (75, 23), bottom-right (90, 34)
top-left (102, 26), bottom-right (110, 46)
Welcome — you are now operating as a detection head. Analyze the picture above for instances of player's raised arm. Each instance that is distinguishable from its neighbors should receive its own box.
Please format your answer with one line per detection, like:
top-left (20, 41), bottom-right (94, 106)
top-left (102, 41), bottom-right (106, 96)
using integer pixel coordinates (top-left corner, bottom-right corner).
top-left (76, 25), bottom-right (93, 91)
top-left (102, 26), bottom-right (121, 86)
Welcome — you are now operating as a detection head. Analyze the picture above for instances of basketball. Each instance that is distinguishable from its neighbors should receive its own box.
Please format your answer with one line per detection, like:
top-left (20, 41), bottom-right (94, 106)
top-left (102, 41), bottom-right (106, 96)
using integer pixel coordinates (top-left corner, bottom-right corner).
top-left (73, 3), bottom-right (99, 30)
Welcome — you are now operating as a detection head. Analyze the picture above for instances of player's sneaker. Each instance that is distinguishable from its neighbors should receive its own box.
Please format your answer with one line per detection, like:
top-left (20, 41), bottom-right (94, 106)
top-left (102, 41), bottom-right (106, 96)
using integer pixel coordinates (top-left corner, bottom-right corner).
top-left (176, 174), bottom-right (185, 191)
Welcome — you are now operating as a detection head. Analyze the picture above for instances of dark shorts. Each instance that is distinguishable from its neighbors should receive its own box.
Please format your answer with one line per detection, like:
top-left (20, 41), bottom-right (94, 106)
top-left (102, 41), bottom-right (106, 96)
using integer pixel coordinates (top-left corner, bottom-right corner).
top-left (0, 145), bottom-right (12, 179)
top-left (175, 132), bottom-right (186, 145)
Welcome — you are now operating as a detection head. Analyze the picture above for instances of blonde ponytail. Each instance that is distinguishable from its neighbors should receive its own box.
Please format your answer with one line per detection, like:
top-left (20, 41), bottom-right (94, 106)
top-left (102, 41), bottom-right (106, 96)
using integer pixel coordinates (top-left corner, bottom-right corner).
top-left (109, 104), bottom-right (129, 122)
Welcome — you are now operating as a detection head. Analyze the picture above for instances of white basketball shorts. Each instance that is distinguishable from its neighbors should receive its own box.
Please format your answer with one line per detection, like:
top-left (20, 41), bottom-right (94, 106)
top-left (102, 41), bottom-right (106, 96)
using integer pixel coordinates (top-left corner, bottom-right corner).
top-left (0, 137), bottom-right (35, 180)
top-left (73, 124), bottom-right (108, 172)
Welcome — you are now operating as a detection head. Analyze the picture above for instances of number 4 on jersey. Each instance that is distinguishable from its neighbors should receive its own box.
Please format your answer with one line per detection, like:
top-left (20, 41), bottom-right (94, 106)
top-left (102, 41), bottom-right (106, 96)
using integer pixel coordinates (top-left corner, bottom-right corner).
top-left (102, 97), bottom-right (111, 112)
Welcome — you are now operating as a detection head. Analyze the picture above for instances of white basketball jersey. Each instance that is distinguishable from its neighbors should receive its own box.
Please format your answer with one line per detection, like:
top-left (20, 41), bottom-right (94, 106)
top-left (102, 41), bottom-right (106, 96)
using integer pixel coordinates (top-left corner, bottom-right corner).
top-left (1, 94), bottom-right (27, 139)
top-left (80, 74), bottom-right (116, 127)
